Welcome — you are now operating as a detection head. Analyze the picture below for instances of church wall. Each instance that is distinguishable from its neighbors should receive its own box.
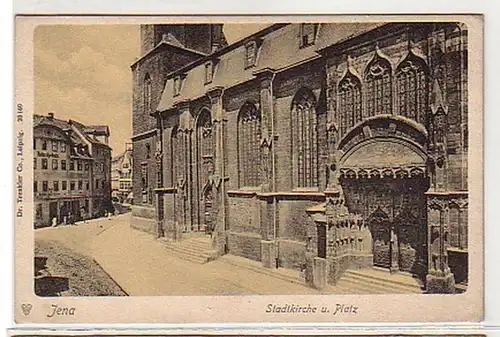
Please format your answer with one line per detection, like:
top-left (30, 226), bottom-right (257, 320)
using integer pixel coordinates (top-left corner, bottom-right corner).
top-left (223, 82), bottom-right (260, 191)
top-left (132, 24), bottom-right (469, 289)
top-left (273, 95), bottom-right (294, 191)
top-left (131, 136), bottom-right (157, 207)
top-left (276, 198), bottom-right (320, 270)
top-left (224, 110), bottom-right (239, 191)
top-left (273, 61), bottom-right (324, 193)
top-left (226, 195), bottom-right (262, 262)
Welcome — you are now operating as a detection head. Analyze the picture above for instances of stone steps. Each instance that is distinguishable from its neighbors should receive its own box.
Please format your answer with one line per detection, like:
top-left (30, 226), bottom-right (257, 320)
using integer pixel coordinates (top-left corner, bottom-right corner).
top-left (163, 236), bottom-right (217, 264)
top-left (334, 268), bottom-right (423, 294)
top-left (219, 255), bottom-right (306, 286)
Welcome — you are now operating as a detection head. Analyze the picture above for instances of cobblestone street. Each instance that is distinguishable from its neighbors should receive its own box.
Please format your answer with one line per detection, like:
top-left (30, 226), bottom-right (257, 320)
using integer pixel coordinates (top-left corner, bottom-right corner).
top-left (35, 213), bottom-right (326, 296)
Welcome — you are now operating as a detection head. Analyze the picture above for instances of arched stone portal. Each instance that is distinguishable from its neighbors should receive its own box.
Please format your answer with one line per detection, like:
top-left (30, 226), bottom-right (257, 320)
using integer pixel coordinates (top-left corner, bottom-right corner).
top-left (337, 116), bottom-right (429, 276)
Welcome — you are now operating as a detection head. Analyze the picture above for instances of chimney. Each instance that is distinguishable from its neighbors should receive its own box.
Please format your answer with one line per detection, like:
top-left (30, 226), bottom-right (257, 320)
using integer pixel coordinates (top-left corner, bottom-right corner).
top-left (47, 112), bottom-right (54, 119)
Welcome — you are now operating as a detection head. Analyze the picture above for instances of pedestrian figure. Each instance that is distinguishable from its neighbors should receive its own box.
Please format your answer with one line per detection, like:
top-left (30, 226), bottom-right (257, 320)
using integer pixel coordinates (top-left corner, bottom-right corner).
top-left (80, 206), bottom-right (87, 223)
top-left (63, 215), bottom-right (67, 226)
top-left (68, 212), bottom-right (74, 225)
top-left (51, 216), bottom-right (57, 227)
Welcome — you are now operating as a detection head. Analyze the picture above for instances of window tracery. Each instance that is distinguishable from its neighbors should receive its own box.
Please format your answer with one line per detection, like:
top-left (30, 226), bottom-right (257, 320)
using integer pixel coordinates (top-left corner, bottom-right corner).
top-left (338, 71), bottom-right (362, 135)
top-left (144, 74), bottom-right (152, 113)
top-left (238, 102), bottom-right (261, 187)
top-left (291, 88), bottom-right (318, 188)
top-left (365, 56), bottom-right (392, 117)
top-left (395, 54), bottom-right (428, 125)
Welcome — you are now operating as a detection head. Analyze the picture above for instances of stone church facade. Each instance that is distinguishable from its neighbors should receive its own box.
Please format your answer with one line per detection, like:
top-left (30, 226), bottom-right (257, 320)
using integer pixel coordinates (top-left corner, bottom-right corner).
top-left (130, 22), bottom-right (468, 293)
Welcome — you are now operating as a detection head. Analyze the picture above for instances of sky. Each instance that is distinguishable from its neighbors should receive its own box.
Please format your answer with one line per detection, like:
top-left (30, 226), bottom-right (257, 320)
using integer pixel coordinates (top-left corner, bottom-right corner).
top-left (34, 24), bottom-right (268, 156)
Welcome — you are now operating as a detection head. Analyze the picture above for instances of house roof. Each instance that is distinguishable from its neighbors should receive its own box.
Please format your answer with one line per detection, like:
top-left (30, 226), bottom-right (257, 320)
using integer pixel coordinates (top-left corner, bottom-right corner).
top-left (314, 22), bottom-right (388, 52)
top-left (84, 125), bottom-right (110, 136)
top-left (130, 35), bottom-right (208, 69)
top-left (34, 114), bottom-right (109, 148)
top-left (155, 22), bottom-right (390, 113)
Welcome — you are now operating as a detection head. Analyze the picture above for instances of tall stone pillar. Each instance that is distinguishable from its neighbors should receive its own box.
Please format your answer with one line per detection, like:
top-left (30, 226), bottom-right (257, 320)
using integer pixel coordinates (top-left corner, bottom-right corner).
top-left (254, 68), bottom-right (276, 192)
top-left (206, 87), bottom-right (227, 254)
top-left (154, 113), bottom-right (165, 238)
top-left (177, 101), bottom-right (194, 233)
top-left (254, 68), bottom-right (278, 269)
top-left (425, 75), bottom-right (455, 293)
top-left (426, 194), bottom-right (455, 293)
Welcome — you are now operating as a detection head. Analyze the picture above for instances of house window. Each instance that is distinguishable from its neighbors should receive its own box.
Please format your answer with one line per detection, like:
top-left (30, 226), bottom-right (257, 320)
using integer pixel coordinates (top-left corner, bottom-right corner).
top-left (338, 71), bottom-right (362, 136)
top-left (85, 163), bottom-right (89, 171)
top-left (41, 158), bottom-right (48, 170)
top-left (62, 181), bottom-right (67, 190)
top-left (300, 23), bottom-right (317, 48)
top-left (245, 42), bottom-right (257, 68)
top-left (395, 54), bottom-right (428, 125)
top-left (173, 76), bottom-right (182, 96)
top-left (86, 180), bottom-right (90, 190)
top-left (204, 62), bottom-right (213, 84)
top-left (95, 179), bottom-right (99, 189)
top-left (146, 144), bottom-right (151, 159)
top-left (61, 160), bottom-right (66, 171)
top-left (70, 181), bottom-right (75, 191)
top-left (34, 181), bottom-right (38, 193)
top-left (53, 181), bottom-right (59, 192)
top-left (52, 159), bottom-right (58, 170)
top-left (60, 142), bottom-right (66, 153)
top-left (33, 139), bottom-right (37, 150)
top-left (52, 141), bottom-right (58, 152)
top-left (34, 158), bottom-right (37, 170)
top-left (291, 88), bottom-right (318, 188)
top-left (69, 160), bottom-right (75, 171)
top-left (77, 161), bottom-right (83, 171)
top-left (42, 140), bottom-right (47, 150)
top-left (238, 102), bottom-right (261, 187)
top-left (42, 181), bottom-right (48, 192)
top-left (365, 55), bottom-right (393, 117)
top-left (78, 180), bottom-right (83, 190)
top-left (144, 73), bottom-right (152, 113)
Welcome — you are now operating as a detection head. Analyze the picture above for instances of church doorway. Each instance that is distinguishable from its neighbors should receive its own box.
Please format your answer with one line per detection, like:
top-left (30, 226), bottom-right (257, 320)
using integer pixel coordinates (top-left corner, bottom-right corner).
top-left (343, 176), bottom-right (428, 275)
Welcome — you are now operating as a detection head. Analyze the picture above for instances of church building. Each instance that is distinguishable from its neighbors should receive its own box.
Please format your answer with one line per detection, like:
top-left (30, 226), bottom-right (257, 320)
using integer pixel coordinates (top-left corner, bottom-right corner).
top-left (130, 22), bottom-right (468, 293)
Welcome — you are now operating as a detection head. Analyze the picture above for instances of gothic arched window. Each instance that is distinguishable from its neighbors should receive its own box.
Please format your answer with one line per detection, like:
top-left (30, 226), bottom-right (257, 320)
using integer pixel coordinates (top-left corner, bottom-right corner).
top-left (197, 108), bottom-right (214, 184)
top-left (171, 126), bottom-right (185, 185)
top-left (338, 71), bottom-right (362, 135)
top-left (291, 88), bottom-right (318, 188)
top-left (144, 74), bottom-right (152, 113)
top-left (395, 54), bottom-right (428, 125)
top-left (238, 102), bottom-right (261, 188)
top-left (365, 56), bottom-right (392, 117)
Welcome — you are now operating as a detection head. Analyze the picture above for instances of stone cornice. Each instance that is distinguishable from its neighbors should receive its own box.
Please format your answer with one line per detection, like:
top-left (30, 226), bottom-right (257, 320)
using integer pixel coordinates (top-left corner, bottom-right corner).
top-left (206, 86), bottom-right (225, 101)
top-left (131, 129), bottom-right (156, 141)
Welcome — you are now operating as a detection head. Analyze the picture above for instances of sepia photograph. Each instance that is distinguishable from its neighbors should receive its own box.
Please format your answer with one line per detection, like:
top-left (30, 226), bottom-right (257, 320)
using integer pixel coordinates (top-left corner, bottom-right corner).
top-left (14, 15), bottom-right (483, 323)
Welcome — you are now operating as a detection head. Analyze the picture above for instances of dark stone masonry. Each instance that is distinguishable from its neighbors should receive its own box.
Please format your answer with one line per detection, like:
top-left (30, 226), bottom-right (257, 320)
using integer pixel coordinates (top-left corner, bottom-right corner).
top-left (130, 22), bottom-right (468, 293)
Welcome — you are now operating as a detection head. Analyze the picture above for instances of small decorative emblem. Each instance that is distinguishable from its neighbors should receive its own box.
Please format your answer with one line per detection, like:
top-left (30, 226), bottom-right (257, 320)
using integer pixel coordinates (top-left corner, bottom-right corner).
top-left (21, 303), bottom-right (32, 316)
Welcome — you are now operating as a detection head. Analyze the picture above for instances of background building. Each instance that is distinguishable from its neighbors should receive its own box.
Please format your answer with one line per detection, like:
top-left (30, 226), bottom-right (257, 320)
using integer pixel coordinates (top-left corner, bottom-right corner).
top-left (130, 23), bottom-right (468, 293)
top-left (111, 143), bottom-right (134, 202)
top-left (34, 113), bottom-right (112, 227)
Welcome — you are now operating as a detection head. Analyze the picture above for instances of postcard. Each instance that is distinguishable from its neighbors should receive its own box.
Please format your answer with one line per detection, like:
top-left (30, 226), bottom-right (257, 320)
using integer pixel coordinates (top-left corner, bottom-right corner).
top-left (14, 14), bottom-right (483, 323)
